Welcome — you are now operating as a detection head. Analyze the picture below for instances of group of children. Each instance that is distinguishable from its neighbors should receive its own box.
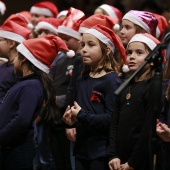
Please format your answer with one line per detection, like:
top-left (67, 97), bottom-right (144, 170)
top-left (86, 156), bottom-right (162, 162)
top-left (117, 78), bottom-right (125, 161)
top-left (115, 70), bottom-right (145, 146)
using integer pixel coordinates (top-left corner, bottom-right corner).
top-left (0, 1), bottom-right (170, 170)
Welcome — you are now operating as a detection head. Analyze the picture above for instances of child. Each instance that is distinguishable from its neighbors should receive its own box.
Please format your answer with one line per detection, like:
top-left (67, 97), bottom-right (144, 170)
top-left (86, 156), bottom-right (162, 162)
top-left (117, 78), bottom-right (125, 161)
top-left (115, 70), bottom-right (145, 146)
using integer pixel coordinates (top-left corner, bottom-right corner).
top-left (109, 33), bottom-right (165, 170)
top-left (94, 4), bottom-right (122, 24)
top-left (0, 35), bottom-right (69, 170)
top-left (0, 20), bottom-right (31, 103)
top-left (30, 1), bottom-right (58, 27)
top-left (120, 10), bottom-right (158, 47)
top-left (63, 24), bottom-right (126, 170)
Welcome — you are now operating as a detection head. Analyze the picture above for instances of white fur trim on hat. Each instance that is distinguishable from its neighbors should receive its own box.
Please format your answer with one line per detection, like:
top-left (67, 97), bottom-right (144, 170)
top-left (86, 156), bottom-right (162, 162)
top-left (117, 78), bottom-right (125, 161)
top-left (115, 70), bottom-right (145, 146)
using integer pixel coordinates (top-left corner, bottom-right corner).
top-left (57, 10), bottom-right (68, 18)
top-left (128, 34), bottom-right (157, 50)
top-left (30, 6), bottom-right (53, 17)
top-left (156, 27), bottom-right (160, 39)
top-left (34, 21), bottom-right (58, 35)
top-left (57, 26), bottom-right (80, 39)
top-left (123, 13), bottom-right (150, 34)
top-left (0, 57), bottom-right (8, 62)
top-left (0, 1), bottom-right (6, 15)
top-left (0, 30), bottom-right (25, 43)
top-left (84, 28), bottom-right (115, 53)
top-left (17, 43), bottom-right (50, 74)
top-left (78, 26), bottom-right (89, 34)
top-left (100, 4), bottom-right (118, 21)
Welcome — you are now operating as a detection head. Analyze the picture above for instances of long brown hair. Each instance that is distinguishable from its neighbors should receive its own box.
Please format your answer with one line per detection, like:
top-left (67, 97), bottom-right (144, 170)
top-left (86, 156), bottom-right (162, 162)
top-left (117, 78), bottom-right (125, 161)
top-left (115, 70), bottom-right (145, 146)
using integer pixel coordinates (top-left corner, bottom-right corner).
top-left (163, 54), bottom-right (170, 100)
top-left (18, 52), bottom-right (60, 123)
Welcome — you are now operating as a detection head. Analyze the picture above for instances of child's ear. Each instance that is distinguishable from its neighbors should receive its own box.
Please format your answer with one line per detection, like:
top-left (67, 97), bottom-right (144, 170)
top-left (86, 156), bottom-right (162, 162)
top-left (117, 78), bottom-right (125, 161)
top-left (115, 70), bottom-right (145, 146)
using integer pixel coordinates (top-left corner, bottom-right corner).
top-left (106, 46), bottom-right (111, 55)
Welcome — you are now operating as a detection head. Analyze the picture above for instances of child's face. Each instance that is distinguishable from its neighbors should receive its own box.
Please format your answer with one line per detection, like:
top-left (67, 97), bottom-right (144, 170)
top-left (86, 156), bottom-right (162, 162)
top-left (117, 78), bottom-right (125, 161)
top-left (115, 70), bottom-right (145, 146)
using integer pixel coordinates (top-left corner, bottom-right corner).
top-left (81, 33), bottom-right (102, 69)
top-left (37, 29), bottom-right (54, 38)
top-left (126, 42), bottom-right (150, 71)
top-left (31, 14), bottom-right (46, 27)
top-left (120, 19), bottom-right (136, 46)
top-left (0, 37), bottom-right (9, 58)
top-left (58, 33), bottom-right (80, 53)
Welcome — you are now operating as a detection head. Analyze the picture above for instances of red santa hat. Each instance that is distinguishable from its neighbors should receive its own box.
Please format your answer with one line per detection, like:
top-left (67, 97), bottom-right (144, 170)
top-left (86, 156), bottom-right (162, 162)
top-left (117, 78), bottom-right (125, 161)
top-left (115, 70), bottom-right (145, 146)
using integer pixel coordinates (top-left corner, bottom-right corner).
top-left (98, 4), bottom-right (122, 23)
top-left (123, 10), bottom-right (158, 37)
top-left (0, 20), bottom-right (31, 43)
top-left (30, 1), bottom-right (58, 18)
top-left (84, 24), bottom-right (126, 65)
top-left (4, 13), bottom-right (33, 30)
top-left (152, 13), bottom-right (168, 41)
top-left (16, 35), bottom-right (70, 74)
top-left (128, 33), bottom-right (166, 63)
top-left (0, 1), bottom-right (6, 15)
top-left (34, 17), bottom-right (64, 35)
top-left (78, 14), bottom-right (120, 33)
top-left (57, 7), bottom-right (86, 40)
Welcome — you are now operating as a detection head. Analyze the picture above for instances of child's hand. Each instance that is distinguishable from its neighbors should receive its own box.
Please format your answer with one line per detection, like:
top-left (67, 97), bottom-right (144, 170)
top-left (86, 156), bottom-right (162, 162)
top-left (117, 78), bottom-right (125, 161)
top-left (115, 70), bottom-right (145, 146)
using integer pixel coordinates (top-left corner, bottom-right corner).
top-left (120, 162), bottom-right (133, 170)
top-left (65, 128), bottom-right (76, 142)
top-left (108, 158), bottom-right (121, 170)
top-left (63, 106), bottom-right (75, 125)
top-left (71, 101), bottom-right (81, 117)
top-left (156, 119), bottom-right (170, 142)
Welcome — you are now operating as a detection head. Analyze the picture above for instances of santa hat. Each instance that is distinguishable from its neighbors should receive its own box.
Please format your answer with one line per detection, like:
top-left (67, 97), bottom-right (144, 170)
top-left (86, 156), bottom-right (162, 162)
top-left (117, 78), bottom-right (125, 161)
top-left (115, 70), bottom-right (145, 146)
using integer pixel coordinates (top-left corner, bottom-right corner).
top-left (0, 20), bottom-right (31, 43)
top-left (128, 33), bottom-right (166, 63)
top-left (98, 4), bottom-right (122, 23)
top-left (57, 10), bottom-right (68, 19)
top-left (123, 10), bottom-right (158, 37)
top-left (84, 24), bottom-right (127, 65)
top-left (152, 13), bottom-right (168, 41)
top-left (79, 14), bottom-right (120, 33)
top-left (34, 17), bottom-right (64, 35)
top-left (57, 7), bottom-right (86, 40)
top-left (16, 35), bottom-right (70, 74)
top-left (0, 1), bottom-right (6, 15)
top-left (4, 13), bottom-right (33, 30)
top-left (30, 1), bottom-right (58, 18)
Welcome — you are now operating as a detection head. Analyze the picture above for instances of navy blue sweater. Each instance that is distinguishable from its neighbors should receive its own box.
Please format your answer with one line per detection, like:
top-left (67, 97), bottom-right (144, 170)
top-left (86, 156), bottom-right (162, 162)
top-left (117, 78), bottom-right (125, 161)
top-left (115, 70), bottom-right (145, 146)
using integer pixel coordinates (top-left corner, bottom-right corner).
top-left (0, 74), bottom-right (44, 146)
top-left (74, 72), bottom-right (122, 160)
top-left (0, 62), bottom-right (18, 102)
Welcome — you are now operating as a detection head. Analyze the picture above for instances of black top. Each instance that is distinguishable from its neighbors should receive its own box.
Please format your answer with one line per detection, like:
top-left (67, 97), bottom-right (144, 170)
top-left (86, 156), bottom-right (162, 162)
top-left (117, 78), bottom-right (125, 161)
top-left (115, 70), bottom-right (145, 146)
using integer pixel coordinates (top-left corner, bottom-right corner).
top-left (109, 79), bottom-right (154, 169)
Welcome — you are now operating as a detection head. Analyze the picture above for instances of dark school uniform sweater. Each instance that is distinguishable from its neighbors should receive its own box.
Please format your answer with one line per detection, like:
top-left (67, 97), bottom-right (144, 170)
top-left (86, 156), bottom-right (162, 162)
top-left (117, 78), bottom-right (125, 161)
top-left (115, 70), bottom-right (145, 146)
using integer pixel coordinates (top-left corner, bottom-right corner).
top-left (109, 79), bottom-right (154, 169)
top-left (0, 62), bottom-right (18, 102)
top-left (74, 72), bottom-right (122, 160)
top-left (0, 74), bottom-right (44, 147)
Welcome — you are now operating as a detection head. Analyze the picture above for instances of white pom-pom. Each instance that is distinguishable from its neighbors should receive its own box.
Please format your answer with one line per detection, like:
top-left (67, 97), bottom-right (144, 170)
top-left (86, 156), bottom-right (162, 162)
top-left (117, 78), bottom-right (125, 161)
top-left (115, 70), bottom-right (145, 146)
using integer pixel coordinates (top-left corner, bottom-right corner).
top-left (113, 24), bottom-right (120, 31)
top-left (122, 64), bottom-right (130, 73)
top-left (67, 50), bottom-right (75, 58)
top-left (27, 23), bottom-right (34, 30)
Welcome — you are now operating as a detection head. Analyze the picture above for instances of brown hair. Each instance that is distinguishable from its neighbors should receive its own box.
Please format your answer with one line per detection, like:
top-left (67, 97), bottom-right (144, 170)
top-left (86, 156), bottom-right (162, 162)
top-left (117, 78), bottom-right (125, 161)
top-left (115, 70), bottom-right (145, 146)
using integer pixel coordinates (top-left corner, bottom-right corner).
top-left (135, 24), bottom-right (147, 34)
top-left (82, 40), bottom-right (122, 76)
top-left (163, 54), bottom-right (170, 100)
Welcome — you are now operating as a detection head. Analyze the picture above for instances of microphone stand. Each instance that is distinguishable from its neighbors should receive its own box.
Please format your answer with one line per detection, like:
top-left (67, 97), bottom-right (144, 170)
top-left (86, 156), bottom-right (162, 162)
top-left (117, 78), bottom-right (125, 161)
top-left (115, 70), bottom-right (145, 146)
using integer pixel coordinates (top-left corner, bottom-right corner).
top-left (114, 32), bottom-right (170, 170)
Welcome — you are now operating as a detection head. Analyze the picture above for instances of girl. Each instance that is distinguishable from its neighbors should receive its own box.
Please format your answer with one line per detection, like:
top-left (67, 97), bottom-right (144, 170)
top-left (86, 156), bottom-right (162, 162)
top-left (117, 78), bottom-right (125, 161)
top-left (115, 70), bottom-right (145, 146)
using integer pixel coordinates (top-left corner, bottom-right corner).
top-left (0, 35), bottom-right (69, 170)
top-left (109, 33), bottom-right (165, 170)
top-left (120, 10), bottom-right (158, 47)
top-left (0, 20), bottom-right (31, 103)
top-left (63, 24), bottom-right (126, 170)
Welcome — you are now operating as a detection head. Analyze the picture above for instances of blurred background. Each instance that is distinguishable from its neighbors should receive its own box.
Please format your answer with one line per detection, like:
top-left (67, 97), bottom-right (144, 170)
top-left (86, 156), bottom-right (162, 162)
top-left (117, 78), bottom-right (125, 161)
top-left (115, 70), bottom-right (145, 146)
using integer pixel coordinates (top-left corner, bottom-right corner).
top-left (3, 0), bottom-right (170, 18)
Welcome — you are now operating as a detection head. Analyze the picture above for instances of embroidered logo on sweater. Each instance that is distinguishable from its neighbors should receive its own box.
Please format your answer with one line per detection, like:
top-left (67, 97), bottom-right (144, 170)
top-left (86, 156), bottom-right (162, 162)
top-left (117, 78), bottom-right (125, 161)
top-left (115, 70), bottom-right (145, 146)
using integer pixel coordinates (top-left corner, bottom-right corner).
top-left (90, 90), bottom-right (102, 103)
top-left (66, 65), bottom-right (73, 76)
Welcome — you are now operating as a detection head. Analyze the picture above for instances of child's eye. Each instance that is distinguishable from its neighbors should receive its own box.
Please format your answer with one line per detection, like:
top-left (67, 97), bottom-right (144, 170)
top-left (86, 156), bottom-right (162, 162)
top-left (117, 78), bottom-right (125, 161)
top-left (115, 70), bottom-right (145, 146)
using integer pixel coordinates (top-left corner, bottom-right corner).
top-left (89, 43), bottom-right (94, 46)
top-left (126, 50), bottom-right (132, 55)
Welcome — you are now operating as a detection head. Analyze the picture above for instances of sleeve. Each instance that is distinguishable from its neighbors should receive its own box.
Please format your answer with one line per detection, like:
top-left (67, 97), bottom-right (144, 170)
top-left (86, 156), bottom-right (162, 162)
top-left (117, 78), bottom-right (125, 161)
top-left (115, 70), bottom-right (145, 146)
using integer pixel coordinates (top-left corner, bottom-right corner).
top-left (109, 95), bottom-right (120, 159)
top-left (77, 82), bottom-right (120, 133)
top-left (0, 86), bottom-right (42, 145)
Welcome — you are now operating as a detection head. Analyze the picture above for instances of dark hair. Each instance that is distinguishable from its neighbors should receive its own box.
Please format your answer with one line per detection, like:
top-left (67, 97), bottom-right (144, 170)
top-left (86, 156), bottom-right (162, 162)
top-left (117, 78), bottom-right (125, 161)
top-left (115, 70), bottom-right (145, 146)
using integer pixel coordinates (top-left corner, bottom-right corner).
top-left (82, 40), bottom-right (122, 76)
top-left (18, 52), bottom-right (60, 123)
top-left (163, 54), bottom-right (170, 100)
